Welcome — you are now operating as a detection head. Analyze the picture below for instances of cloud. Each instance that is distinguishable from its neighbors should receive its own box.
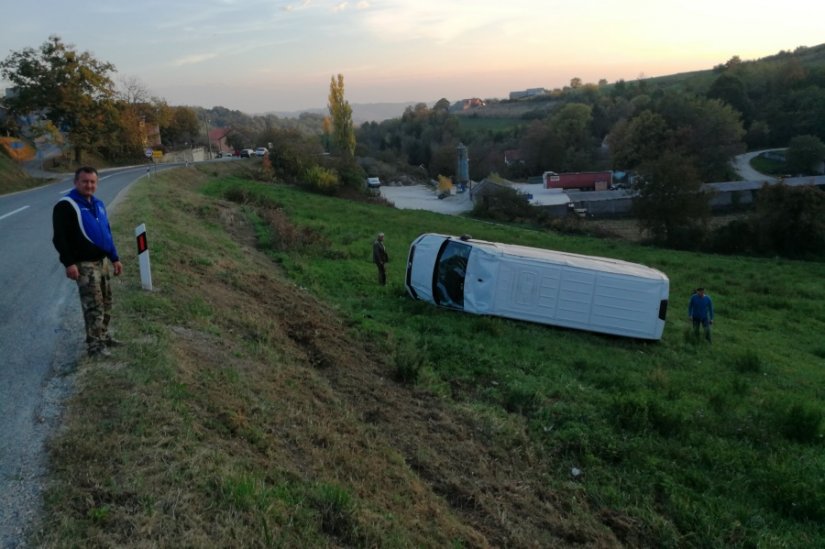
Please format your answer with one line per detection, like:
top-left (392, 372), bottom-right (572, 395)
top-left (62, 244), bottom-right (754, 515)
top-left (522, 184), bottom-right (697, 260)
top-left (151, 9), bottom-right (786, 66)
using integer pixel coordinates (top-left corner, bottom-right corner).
top-left (170, 52), bottom-right (220, 67)
top-left (360, 1), bottom-right (521, 44)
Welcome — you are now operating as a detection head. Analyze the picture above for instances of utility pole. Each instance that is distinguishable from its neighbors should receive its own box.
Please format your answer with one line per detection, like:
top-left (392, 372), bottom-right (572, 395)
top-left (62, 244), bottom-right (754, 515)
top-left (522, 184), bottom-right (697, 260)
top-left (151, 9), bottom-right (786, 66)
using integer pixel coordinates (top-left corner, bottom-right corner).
top-left (204, 117), bottom-right (213, 159)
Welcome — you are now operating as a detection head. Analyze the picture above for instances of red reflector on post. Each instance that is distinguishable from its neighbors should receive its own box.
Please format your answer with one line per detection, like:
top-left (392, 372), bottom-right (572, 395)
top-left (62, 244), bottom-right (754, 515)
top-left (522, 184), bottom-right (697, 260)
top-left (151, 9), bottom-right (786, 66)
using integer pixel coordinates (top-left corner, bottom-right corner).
top-left (136, 232), bottom-right (148, 254)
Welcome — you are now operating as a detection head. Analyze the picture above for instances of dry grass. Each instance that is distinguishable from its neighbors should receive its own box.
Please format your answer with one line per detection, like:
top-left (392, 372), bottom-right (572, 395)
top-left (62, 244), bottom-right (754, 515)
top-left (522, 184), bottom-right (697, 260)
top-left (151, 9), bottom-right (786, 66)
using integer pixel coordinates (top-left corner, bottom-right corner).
top-left (38, 167), bottom-right (619, 547)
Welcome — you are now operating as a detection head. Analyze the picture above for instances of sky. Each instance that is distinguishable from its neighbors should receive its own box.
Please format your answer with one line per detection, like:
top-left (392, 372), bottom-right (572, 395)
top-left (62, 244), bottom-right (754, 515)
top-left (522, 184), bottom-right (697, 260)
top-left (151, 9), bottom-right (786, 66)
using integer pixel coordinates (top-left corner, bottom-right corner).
top-left (1, 0), bottom-right (823, 114)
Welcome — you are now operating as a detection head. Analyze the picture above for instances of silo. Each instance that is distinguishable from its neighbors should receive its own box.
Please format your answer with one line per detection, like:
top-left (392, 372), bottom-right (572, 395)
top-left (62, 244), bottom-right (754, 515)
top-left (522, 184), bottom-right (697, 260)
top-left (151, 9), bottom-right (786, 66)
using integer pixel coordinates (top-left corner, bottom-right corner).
top-left (456, 142), bottom-right (469, 188)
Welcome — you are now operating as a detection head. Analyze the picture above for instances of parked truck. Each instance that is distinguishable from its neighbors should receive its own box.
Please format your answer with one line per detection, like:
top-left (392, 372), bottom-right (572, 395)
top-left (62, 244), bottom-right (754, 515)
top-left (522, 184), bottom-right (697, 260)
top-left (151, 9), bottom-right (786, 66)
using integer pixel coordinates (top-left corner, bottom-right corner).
top-left (543, 171), bottom-right (613, 191)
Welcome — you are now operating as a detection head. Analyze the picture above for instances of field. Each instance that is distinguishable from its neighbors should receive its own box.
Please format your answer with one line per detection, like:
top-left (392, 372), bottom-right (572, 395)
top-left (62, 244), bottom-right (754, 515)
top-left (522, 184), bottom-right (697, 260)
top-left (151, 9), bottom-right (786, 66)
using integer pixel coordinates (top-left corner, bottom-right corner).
top-left (456, 116), bottom-right (527, 134)
top-left (37, 163), bottom-right (825, 547)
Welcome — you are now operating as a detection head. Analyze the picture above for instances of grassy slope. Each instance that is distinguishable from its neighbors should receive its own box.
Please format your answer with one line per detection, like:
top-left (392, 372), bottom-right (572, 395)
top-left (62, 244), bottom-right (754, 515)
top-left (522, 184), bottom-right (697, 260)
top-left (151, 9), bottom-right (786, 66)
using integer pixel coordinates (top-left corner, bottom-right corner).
top-left (0, 153), bottom-right (46, 194)
top-left (38, 164), bottom-right (825, 547)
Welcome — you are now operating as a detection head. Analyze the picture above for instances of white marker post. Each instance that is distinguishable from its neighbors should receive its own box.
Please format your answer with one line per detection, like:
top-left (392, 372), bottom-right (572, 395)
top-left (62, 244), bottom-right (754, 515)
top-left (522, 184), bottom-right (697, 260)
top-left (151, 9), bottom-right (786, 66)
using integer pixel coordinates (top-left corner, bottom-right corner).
top-left (135, 224), bottom-right (153, 290)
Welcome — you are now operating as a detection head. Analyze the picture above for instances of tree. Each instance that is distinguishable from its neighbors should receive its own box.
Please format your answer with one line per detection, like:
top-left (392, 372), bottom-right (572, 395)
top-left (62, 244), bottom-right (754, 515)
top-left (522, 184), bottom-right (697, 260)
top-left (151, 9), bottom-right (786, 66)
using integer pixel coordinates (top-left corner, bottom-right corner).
top-left (327, 73), bottom-right (355, 158)
top-left (752, 183), bottom-right (825, 257)
top-left (707, 73), bottom-right (753, 125)
top-left (607, 110), bottom-right (670, 169)
top-left (162, 107), bottom-right (201, 149)
top-left (0, 35), bottom-right (117, 162)
top-left (632, 151), bottom-right (710, 247)
top-left (786, 135), bottom-right (825, 174)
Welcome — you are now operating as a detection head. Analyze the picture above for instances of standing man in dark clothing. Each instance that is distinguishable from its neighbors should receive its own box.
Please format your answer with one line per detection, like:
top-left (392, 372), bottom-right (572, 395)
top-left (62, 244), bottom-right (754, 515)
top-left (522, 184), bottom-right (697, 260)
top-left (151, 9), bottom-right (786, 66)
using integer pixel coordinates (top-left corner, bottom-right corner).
top-left (688, 287), bottom-right (714, 342)
top-left (372, 232), bottom-right (389, 286)
top-left (52, 166), bottom-right (123, 358)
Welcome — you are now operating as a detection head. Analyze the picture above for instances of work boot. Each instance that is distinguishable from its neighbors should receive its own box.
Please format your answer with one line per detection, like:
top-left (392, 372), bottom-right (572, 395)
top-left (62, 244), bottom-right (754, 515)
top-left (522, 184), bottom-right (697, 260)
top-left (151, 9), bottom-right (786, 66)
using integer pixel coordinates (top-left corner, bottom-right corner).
top-left (104, 337), bottom-right (124, 347)
top-left (88, 347), bottom-right (112, 359)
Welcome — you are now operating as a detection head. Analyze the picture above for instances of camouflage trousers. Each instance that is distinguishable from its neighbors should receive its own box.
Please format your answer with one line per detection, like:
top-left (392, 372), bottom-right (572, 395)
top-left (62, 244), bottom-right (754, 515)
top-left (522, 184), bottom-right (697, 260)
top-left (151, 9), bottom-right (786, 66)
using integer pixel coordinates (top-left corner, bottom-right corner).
top-left (76, 259), bottom-right (113, 354)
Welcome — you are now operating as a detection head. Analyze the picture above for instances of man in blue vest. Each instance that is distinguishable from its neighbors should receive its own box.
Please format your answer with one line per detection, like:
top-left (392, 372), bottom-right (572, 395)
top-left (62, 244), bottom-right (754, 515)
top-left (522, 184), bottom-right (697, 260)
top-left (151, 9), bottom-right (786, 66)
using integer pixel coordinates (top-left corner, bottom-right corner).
top-left (52, 166), bottom-right (123, 358)
top-left (688, 287), bottom-right (714, 342)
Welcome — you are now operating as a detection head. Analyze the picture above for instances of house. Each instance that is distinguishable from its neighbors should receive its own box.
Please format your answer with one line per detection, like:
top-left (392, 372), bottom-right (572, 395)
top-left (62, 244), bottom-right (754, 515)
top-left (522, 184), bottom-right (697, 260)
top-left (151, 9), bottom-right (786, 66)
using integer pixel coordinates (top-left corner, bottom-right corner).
top-left (509, 88), bottom-right (547, 100)
top-left (208, 127), bottom-right (233, 154)
top-left (452, 98), bottom-right (485, 111)
top-left (503, 149), bottom-right (524, 166)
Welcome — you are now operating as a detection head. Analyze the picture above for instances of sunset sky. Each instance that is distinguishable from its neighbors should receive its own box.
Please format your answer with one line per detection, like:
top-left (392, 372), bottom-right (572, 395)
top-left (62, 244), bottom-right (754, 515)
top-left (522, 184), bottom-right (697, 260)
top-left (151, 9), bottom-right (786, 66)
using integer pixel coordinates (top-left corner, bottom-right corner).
top-left (1, 0), bottom-right (822, 114)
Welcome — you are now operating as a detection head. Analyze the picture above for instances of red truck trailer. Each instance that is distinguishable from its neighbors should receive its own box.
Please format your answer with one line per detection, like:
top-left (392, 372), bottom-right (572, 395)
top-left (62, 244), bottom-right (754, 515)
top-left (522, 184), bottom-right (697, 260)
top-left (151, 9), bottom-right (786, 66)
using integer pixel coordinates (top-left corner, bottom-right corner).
top-left (543, 171), bottom-right (612, 191)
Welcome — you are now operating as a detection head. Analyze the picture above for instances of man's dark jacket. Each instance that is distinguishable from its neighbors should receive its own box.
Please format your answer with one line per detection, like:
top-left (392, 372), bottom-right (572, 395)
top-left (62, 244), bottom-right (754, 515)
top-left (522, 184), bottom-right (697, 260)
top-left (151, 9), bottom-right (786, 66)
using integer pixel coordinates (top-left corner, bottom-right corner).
top-left (52, 189), bottom-right (120, 267)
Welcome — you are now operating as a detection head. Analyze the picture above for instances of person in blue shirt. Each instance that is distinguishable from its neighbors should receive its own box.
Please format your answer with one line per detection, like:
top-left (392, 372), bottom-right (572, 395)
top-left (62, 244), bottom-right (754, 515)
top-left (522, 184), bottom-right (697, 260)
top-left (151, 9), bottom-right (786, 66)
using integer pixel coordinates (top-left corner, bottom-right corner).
top-left (688, 287), bottom-right (714, 342)
top-left (52, 166), bottom-right (123, 358)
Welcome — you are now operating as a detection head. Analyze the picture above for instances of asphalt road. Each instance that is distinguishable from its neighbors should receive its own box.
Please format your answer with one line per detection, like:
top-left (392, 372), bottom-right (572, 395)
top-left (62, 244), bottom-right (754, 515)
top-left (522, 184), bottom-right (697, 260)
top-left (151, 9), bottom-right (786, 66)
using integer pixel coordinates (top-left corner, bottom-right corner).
top-left (0, 165), bottom-right (164, 547)
top-left (730, 149), bottom-right (782, 182)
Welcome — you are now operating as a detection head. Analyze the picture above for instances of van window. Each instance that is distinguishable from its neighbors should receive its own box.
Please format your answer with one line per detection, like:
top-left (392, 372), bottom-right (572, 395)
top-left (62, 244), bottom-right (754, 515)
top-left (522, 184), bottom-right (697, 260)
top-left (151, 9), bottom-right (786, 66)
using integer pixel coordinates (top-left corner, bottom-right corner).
top-left (434, 240), bottom-right (471, 309)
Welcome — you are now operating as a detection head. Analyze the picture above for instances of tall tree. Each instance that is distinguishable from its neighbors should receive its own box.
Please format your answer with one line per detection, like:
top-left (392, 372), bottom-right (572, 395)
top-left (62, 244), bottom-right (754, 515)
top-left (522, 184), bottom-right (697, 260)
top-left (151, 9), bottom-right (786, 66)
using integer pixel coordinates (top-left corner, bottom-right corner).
top-left (632, 151), bottom-right (710, 247)
top-left (0, 35), bottom-right (117, 162)
top-left (786, 134), bottom-right (825, 174)
top-left (327, 74), bottom-right (355, 158)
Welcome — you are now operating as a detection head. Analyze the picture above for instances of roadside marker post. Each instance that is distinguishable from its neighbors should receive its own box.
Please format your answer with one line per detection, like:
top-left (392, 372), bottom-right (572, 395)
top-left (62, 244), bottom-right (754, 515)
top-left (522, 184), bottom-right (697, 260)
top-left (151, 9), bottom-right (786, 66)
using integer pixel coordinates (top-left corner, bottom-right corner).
top-left (135, 223), bottom-right (153, 291)
top-left (144, 148), bottom-right (153, 178)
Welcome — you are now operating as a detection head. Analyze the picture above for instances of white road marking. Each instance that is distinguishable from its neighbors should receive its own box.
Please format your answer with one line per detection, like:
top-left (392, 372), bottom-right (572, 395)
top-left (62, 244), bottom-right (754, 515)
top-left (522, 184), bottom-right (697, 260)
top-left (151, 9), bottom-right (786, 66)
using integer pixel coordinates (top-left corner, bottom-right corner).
top-left (0, 205), bottom-right (30, 220)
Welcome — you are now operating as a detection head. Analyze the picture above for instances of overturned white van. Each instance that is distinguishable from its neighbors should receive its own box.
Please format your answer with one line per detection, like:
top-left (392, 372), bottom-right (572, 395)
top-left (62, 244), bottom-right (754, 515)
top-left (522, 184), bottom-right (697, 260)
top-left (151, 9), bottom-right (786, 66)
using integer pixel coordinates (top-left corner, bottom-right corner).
top-left (405, 233), bottom-right (669, 340)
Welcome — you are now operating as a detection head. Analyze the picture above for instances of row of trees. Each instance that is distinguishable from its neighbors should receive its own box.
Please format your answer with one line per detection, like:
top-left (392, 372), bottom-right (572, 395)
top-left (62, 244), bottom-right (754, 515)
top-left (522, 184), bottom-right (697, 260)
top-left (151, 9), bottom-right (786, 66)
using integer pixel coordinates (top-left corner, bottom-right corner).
top-left (0, 35), bottom-right (364, 196)
top-left (0, 36), bottom-right (208, 162)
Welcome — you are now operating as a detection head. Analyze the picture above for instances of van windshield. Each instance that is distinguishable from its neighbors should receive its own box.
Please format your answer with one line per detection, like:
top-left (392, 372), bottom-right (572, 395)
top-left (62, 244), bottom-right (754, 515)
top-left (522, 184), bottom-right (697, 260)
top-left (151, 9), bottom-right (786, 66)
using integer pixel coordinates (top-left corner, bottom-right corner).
top-left (434, 240), bottom-right (471, 309)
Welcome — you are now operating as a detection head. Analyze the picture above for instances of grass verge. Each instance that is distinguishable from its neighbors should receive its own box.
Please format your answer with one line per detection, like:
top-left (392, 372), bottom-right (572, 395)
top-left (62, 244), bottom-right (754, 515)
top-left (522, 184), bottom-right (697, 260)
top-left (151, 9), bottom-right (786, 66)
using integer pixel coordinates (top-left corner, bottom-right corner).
top-left (38, 165), bottom-right (825, 547)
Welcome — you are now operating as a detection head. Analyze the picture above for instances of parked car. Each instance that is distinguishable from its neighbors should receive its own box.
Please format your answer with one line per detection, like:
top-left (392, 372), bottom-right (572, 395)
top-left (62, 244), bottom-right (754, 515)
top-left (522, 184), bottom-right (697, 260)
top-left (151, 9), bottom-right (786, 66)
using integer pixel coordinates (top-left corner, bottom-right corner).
top-left (255, 147), bottom-right (268, 157)
top-left (240, 149), bottom-right (254, 158)
top-left (405, 233), bottom-right (669, 340)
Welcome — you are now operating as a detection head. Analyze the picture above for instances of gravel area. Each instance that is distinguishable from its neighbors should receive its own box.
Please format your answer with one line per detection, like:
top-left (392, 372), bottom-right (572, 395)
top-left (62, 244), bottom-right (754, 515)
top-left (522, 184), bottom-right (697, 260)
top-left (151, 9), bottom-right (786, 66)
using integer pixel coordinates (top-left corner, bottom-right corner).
top-left (379, 182), bottom-right (570, 214)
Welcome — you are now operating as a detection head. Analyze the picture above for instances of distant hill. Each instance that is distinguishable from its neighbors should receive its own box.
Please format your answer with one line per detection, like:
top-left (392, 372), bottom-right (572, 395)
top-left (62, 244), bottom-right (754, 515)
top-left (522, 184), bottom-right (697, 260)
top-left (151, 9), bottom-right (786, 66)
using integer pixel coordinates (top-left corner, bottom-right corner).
top-left (262, 42), bottom-right (825, 125)
top-left (272, 102), bottom-right (433, 124)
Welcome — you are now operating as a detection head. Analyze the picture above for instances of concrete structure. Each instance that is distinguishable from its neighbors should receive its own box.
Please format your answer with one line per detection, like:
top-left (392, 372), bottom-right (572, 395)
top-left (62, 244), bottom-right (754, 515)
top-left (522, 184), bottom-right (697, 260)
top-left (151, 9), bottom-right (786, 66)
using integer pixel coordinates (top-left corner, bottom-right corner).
top-left (456, 143), bottom-right (469, 186)
top-left (509, 88), bottom-right (547, 100)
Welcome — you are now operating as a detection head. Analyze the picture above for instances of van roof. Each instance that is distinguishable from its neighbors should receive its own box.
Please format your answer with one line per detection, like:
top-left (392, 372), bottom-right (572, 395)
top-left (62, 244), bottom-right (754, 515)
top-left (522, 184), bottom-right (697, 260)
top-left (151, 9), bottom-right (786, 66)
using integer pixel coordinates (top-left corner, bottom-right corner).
top-left (441, 234), bottom-right (668, 281)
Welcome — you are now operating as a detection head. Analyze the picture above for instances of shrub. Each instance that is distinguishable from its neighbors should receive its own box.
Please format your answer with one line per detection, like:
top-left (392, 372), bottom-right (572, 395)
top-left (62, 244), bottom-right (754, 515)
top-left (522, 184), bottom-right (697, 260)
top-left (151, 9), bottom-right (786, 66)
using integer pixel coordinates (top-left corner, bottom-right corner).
top-left (471, 185), bottom-right (535, 222)
top-left (733, 350), bottom-right (762, 373)
top-left (752, 183), bottom-right (825, 258)
top-left (502, 382), bottom-right (541, 416)
top-left (778, 402), bottom-right (822, 444)
top-left (708, 219), bottom-right (755, 255)
top-left (302, 165), bottom-right (340, 194)
top-left (393, 336), bottom-right (427, 383)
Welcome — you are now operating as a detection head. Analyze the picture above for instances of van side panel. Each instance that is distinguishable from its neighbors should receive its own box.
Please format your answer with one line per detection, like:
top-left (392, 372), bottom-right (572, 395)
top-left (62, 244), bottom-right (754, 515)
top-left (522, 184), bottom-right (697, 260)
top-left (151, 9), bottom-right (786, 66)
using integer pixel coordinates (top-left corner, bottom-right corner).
top-left (590, 273), bottom-right (661, 337)
top-left (493, 259), bottom-right (563, 320)
top-left (489, 256), bottom-right (665, 339)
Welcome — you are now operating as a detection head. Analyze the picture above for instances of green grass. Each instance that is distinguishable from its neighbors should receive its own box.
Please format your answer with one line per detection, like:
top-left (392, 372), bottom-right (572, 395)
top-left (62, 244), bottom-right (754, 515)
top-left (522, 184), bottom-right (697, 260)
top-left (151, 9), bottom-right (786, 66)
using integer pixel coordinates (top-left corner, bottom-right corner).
top-left (39, 166), bottom-right (824, 546)
top-left (456, 116), bottom-right (526, 133)
top-left (750, 154), bottom-right (787, 176)
top-left (203, 177), bottom-right (825, 546)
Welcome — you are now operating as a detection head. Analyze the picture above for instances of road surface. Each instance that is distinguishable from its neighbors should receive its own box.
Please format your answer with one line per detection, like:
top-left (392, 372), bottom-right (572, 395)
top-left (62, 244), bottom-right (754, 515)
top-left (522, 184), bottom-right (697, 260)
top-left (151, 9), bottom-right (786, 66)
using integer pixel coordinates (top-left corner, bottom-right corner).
top-left (0, 165), bottom-right (164, 547)
top-left (730, 149), bottom-right (783, 183)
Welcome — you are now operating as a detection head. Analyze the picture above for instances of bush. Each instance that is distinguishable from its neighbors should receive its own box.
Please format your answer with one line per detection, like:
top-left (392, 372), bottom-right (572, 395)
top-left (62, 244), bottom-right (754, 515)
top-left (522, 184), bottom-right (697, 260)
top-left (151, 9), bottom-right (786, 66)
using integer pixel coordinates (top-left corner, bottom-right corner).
top-left (752, 184), bottom-right (825, 258)
top-left (393, 337), bottom-right (427, 383)
top-left (471, 186), bottom-right (535, 222)
top-left (733, 350), bottom-right (762, 373)
top-left (708, 219), bottom-right (755, 255)
top-left (778, 402), bottom-right (822, 444)
top-left (302, 165), bottom-right (340, 194)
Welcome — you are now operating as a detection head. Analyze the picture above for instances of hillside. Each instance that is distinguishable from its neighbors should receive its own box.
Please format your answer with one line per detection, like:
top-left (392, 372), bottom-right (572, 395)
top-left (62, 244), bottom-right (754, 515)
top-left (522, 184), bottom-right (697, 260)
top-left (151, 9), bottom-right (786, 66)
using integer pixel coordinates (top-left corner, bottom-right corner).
top-left (34, 162), bottom-right (825, 547)
top-left (0, 149), bottom-right (47, 194)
